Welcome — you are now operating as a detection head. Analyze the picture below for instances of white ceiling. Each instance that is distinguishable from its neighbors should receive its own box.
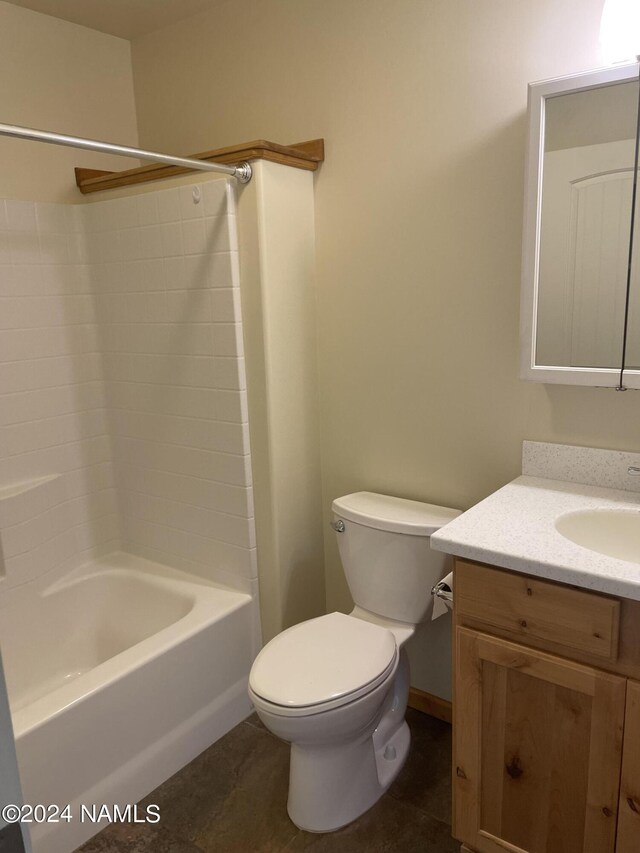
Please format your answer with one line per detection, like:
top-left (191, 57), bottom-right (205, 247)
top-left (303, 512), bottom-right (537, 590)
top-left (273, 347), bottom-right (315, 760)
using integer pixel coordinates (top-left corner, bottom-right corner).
top-left (4, 0), bottom-right (230, 39)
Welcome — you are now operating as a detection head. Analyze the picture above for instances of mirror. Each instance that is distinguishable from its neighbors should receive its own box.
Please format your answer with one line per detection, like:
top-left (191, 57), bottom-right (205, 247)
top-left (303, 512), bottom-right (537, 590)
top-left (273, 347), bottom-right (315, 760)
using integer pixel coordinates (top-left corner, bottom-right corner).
top-left (624, 156), bottom-right (640, 369)
top-left (520, 64), bottom-right (640, 388)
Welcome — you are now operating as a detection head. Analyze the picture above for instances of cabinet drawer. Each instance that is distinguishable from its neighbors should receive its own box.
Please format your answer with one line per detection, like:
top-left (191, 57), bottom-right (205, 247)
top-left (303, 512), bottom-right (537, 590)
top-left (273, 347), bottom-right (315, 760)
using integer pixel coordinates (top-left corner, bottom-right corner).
top-left (455, 559), bottom-right (620, 661)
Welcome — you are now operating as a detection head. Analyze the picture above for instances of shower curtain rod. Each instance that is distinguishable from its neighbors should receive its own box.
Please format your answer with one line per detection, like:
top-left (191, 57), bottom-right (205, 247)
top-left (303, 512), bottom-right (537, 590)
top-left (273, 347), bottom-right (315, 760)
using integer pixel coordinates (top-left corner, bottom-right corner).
top-left (0, 122), bottom-right (253, 183)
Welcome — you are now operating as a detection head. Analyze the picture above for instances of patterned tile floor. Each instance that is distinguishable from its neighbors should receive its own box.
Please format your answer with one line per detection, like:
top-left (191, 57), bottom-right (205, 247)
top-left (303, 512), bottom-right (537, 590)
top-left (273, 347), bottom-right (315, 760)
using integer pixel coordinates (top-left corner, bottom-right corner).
top-left (77, 709), bottom-right (460, 852)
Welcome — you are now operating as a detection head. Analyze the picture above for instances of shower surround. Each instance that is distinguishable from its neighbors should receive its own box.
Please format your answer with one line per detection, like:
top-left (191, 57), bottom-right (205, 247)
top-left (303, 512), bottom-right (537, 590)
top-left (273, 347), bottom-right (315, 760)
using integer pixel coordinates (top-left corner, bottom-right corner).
top-left (0, 178), bottom-right (259, 853)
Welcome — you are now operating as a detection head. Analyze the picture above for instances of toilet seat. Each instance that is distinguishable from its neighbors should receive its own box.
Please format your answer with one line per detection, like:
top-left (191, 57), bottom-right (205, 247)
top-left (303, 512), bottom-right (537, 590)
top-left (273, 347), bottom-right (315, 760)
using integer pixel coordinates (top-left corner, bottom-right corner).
top-left (249, 612), bottom-right (398, 717)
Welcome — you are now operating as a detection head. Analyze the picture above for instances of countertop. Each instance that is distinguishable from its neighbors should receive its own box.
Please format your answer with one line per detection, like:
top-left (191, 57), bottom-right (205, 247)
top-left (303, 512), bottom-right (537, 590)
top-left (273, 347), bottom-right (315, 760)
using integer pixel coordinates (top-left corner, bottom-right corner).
top-left (430, 475), bottom-right (640, 601)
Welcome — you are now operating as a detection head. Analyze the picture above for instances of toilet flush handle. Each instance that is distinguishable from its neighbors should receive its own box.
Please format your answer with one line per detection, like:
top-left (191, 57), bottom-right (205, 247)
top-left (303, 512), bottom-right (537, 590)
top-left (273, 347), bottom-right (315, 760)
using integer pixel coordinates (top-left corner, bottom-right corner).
top-left (330, 520), bottom-right (345, 533)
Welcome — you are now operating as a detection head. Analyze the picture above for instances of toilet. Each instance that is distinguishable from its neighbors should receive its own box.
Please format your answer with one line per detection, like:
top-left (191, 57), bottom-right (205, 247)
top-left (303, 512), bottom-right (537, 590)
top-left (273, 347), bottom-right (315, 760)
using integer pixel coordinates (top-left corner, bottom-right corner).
top-left (248, 491), bottom-right (460, 833)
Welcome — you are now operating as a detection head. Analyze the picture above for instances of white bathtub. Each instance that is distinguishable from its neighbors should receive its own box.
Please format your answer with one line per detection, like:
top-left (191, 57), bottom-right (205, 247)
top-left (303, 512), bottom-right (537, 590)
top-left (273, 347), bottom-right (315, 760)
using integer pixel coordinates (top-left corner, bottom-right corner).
top-left (0, 552), bottom-right (257, 853)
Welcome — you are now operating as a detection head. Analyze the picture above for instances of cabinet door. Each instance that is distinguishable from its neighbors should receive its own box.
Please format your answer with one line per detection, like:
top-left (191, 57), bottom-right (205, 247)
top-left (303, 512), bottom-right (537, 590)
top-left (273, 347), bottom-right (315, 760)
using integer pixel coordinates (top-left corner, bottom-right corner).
top-left (617, 680), bottom-right (640, 851)
top-left (454, 627), bottom-right (625, 853)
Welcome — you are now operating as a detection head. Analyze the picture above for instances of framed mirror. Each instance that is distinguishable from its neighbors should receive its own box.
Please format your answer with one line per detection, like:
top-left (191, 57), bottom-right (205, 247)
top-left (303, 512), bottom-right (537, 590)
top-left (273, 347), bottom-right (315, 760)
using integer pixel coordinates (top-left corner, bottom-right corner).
top-left (520, 63), bottom-right (640, 388)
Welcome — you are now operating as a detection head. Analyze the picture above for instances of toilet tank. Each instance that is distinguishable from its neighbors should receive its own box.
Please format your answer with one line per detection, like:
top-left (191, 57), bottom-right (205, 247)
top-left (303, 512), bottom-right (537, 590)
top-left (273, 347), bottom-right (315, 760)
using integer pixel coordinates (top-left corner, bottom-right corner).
top-left (332, 492), bottom-right (461, 625)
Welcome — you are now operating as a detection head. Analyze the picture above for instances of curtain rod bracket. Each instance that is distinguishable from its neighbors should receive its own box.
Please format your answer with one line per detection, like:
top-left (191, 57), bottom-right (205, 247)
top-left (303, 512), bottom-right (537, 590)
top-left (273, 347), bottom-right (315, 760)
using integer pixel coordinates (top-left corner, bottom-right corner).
top-left (234, 162), bottom-right (253, 184)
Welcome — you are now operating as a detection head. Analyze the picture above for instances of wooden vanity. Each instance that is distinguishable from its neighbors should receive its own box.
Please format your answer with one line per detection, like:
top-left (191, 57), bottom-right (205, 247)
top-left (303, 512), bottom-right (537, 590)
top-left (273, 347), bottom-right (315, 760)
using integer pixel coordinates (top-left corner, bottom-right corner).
top-left (453, 558), bottom-right (640, 853)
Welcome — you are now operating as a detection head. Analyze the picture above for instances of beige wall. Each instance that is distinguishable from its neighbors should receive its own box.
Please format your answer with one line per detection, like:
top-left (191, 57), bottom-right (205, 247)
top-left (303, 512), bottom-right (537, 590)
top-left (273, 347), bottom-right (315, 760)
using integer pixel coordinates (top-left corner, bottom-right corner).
top-left (0, 1), bottom-right (139, 203)
top-left (131, 0), bottom-right (640, 624)
top-left (237, 161), bottom-right (325, 641)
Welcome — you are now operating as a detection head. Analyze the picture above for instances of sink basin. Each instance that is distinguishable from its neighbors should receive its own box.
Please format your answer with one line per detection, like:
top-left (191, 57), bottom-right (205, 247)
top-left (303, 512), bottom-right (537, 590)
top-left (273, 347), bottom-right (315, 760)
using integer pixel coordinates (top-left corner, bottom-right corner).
top-left (555, 509), bottom-right (640, 564)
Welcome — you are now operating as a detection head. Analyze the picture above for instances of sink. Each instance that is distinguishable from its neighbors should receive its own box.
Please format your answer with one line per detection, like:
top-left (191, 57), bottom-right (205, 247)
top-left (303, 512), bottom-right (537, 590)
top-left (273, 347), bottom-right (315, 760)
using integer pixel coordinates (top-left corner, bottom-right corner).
top-left (555, 509), bottom-right (640, 564)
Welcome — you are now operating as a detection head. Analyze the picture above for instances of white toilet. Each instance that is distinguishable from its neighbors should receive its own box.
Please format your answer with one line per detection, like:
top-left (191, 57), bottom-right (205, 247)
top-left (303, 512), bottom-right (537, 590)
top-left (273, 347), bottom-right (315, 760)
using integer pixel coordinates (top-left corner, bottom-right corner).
top-left (248, 491), bottom-right (460, 833)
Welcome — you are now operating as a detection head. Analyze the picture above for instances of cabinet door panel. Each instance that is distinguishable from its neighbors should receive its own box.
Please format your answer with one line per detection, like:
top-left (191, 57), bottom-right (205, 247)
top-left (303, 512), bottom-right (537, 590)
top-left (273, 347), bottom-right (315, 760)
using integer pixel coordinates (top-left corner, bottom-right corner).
top-left (454, 628), bottom-right (625, 853)
top-left (617, 679), bottom-right (640, 851)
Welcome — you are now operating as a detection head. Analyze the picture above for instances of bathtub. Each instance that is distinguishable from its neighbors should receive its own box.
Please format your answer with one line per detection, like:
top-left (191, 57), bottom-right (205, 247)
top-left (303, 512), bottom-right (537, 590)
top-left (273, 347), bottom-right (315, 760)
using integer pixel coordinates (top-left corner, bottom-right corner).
top-left (0, 552), bottom-right (257, 853)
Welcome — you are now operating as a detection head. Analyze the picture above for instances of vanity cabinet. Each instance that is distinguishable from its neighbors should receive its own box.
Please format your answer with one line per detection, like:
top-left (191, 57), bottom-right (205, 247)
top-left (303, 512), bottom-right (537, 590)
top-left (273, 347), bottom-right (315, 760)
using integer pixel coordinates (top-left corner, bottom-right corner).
top-left (453, 559), bottom-right (640, 853)
top-left (618, 680), bottom-right (640, 849)
top-left (455, 628), bottom-right (625, 852)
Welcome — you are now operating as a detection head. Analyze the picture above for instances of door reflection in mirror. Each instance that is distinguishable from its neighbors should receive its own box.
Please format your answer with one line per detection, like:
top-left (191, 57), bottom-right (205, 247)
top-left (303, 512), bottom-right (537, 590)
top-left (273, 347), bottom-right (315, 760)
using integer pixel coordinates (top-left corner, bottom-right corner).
top-left (536, 80), bottom-right (639, 369)
top-left (622, 86), bottom-right (640, 374)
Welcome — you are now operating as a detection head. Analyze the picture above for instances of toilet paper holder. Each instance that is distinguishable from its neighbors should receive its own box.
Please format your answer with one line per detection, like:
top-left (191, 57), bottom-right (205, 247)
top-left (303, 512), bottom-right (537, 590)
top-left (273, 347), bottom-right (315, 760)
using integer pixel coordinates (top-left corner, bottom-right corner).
top-left (431, 577), bottom-right (453, 604)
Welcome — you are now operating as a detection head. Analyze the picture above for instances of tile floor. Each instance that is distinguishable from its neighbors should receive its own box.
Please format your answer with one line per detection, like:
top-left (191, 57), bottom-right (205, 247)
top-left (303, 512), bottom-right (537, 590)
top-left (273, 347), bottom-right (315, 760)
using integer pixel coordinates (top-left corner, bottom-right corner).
top-left (77, 708), bottom-right (460, 853)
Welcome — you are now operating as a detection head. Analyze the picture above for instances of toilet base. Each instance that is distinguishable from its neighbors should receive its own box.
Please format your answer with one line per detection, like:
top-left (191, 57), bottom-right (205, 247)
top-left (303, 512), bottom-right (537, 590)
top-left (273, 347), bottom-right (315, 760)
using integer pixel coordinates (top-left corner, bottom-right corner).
top-left (285, 646), bottom-right (411, 833)
top-left (287, 720), bottom-right (410, 833)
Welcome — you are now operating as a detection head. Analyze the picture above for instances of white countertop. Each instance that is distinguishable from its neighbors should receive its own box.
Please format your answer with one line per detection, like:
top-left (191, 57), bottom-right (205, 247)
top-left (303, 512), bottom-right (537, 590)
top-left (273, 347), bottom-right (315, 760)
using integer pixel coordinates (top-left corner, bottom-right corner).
top-left (430, 475), bottom-right (640, 600)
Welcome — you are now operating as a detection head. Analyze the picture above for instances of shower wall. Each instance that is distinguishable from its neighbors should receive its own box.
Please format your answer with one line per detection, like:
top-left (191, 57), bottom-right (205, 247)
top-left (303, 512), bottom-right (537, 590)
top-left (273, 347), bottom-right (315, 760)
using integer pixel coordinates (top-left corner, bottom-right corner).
top-left (0, 199), bottom-right (118, 589)
top-left (90, 180), bottom-right (255, 588)
top-left (0, 178), bottom-right (255, 596)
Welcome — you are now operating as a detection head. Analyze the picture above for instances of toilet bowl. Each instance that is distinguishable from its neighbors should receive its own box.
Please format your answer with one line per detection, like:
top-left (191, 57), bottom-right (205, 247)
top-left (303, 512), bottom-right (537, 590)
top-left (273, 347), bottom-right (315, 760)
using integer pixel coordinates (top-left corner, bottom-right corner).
top-left (248, 492), bottom-right (460, 832)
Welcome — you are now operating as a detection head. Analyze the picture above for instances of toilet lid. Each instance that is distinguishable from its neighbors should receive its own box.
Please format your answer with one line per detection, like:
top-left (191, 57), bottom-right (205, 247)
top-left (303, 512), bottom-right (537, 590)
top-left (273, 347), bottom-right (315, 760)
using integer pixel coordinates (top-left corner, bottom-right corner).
top-left (332, 492), bottom-right (461, 536)
top-left (249, 612), bottom-right (397, 711)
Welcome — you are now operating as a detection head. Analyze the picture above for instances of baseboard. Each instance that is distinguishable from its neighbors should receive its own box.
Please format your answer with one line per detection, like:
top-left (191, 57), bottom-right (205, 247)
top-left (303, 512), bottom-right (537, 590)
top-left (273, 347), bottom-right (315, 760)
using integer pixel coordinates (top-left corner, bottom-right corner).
top-left (407, 687), bottom-right (452, 723)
